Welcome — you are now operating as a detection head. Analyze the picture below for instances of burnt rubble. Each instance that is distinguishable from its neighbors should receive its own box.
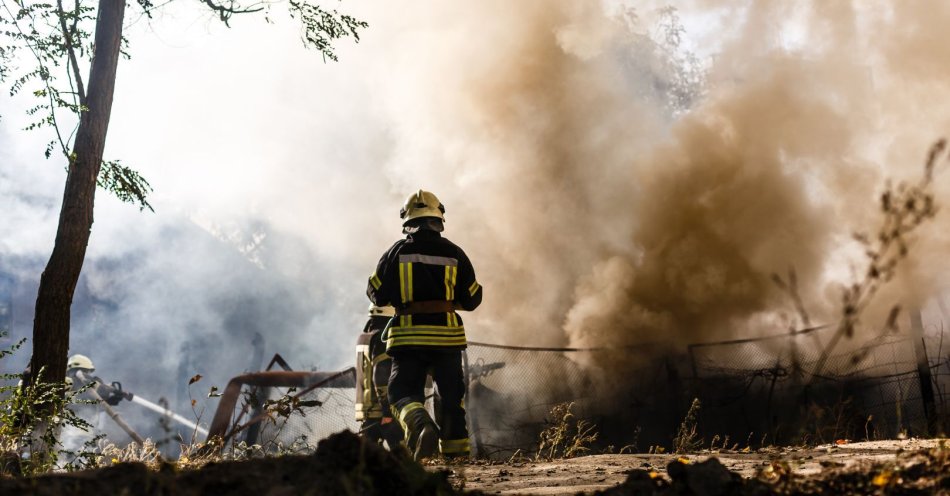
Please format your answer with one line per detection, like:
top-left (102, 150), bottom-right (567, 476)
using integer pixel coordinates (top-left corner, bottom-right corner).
top-left (598, 446), bottom-right (950, 496)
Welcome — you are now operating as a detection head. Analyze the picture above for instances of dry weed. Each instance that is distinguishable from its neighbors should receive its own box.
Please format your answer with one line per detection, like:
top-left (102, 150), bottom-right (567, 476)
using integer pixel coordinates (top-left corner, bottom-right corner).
top-left (99, 439), bottom-right (163, 469)
top-left (811, 139), bottom-right (946, 380)
top-left (536, 402), bottom-right (598, 460)
top-left (674, 398), bottom-right (703, 454)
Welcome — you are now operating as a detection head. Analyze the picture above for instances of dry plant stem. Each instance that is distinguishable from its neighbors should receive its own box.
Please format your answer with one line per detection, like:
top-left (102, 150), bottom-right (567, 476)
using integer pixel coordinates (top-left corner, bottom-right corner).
top-left (772, 267), bottom-right (812, 329)
top-left (674, 398), bottom-right (702, 454)
top-left (100, 439), bottom-right (163, 469)
top-left (773, 268), bottom-right (821, 373)
top-left (810, 139), bottom-right (945, 382)
top-left (535, 402), bottom-right (598, 460)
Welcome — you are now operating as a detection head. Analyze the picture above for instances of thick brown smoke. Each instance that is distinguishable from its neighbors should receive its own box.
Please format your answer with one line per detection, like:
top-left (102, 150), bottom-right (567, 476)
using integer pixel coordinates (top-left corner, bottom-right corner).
top-left (366, 0), bottom-right (950, 351)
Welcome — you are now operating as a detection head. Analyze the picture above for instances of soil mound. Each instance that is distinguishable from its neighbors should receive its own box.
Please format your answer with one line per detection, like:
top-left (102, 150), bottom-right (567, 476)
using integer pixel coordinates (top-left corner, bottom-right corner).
top-left (0, 430), bottom-right (456, 495)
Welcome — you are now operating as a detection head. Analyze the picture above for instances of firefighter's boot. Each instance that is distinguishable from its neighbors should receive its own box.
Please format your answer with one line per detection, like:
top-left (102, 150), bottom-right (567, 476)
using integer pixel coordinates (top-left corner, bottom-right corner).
top-left (394, 399), bottom-right (439, 460)
top-left (416, 423), bottom-right (439, 460)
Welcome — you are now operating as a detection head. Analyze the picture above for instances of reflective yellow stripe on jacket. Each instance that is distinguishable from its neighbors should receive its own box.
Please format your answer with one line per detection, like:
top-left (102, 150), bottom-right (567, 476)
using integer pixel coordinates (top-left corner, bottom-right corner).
top-left (385, 325), bottom-right (466, 348)
top-left (444, 265), bottom-right (457, 300)
top-left (389, 253), bottom-right (466, 350)
top-left (399, 262), bottom-right (414, 303)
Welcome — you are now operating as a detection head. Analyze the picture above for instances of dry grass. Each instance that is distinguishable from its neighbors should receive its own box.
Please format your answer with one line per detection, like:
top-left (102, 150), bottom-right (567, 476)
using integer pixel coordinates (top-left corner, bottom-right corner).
top-left (98, 439), bottom-right (164, 469)
top-left (535, 402), bottom-right (598, 460)
top-left (674, 398), bottom-right (703, 454)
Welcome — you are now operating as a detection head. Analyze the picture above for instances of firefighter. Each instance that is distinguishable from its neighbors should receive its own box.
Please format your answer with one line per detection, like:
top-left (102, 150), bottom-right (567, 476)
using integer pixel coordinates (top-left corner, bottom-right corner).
top-left (367, 189), bottom-right (483, 460)
top-left (60, 355), bottom-right (133, 462)
top-left (17, 354), bottom-right (130, 405)
top-left (13, 355), bottom-right (134, 464)
top-left (65, 354), bottom-right (131, 406)
top-left (355, 304), bottom-right (404, 449)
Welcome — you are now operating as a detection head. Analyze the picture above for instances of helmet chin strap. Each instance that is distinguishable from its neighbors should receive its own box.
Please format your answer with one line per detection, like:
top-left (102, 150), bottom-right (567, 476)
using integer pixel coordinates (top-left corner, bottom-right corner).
top-left (403, 218), bottom-right (444, 234)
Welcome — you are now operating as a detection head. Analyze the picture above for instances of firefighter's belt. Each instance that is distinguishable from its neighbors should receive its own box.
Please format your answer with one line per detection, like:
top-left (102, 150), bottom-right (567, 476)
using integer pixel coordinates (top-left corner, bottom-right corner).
top-left (396, 301), bottom-right (457, 315)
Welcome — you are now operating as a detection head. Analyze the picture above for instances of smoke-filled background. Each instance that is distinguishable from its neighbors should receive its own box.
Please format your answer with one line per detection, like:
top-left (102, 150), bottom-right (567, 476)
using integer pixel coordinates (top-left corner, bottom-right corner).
top-left (3, 0), bottom-right (950, 442)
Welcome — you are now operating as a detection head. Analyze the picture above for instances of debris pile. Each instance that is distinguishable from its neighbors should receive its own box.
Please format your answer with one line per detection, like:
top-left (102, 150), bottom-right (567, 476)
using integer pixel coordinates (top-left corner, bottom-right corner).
top-left (599, 445), bottom-right (950, 495)
top-left (598, 458), bottom-right (771, 496)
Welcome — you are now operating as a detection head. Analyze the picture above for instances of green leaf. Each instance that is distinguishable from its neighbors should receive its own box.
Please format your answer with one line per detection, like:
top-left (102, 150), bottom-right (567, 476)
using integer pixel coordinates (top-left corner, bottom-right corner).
top-left (97, 159), bottom-right (154, 212)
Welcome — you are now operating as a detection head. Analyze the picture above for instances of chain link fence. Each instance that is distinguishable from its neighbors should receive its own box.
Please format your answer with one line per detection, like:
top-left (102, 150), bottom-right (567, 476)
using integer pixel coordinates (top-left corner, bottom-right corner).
top-left (689, 325), bottom-right (949, 444)
top-left (247, 342), bottom-right (680, 457)
top-left (252, 386), bottom-right (359, 452)
top-left (246, 324), bottom-right (949, 457)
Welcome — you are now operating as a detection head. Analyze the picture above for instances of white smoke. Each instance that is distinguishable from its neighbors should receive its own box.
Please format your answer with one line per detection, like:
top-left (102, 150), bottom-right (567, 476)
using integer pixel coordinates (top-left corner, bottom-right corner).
top-left (2, 0), bottom-right (950, 444)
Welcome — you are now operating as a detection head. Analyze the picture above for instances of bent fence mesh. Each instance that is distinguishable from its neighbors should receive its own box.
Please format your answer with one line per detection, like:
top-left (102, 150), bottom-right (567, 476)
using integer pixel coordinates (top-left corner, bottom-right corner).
top-left (689, 325), bottom-right (949, 444)
top-left (248, 324), bottom-right (950, 457)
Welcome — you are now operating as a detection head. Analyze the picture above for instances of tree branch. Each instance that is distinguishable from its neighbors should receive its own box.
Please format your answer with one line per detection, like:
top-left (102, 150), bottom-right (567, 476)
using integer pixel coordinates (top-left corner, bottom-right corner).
top-left (199, 0), bottom-right (264, 26)
top-left (56, 0), bottom-right (86, 104)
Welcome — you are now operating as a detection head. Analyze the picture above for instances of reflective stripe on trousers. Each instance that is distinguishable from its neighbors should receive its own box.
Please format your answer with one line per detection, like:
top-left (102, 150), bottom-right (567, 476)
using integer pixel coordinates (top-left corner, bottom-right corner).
top-left (394, 400), bottom-right (429, 444)
top-left (440, 437), bottom-right (470, 455)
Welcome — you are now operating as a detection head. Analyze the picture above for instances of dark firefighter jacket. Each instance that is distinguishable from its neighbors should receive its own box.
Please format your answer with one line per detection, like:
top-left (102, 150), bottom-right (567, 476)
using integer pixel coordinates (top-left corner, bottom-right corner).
top-left (367, 229), bottom-right (482, 351)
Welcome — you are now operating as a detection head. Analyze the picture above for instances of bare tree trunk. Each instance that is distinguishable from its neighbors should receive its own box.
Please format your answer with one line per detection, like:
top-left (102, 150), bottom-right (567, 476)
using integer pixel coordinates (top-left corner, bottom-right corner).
top-left (29, 0), bottom-right (126, 388)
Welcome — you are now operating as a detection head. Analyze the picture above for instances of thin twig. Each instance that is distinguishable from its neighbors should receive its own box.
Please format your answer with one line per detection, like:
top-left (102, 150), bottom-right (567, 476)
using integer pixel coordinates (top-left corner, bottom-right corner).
top-left (55, 0), bottom-right (85, 104)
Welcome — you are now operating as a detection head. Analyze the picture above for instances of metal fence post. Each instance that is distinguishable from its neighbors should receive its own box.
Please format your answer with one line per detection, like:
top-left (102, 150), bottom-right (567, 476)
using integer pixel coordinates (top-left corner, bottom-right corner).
top-left (463, 350), bottom-right (482, 457)
top-left (910, 309), bottom-right (938, 435)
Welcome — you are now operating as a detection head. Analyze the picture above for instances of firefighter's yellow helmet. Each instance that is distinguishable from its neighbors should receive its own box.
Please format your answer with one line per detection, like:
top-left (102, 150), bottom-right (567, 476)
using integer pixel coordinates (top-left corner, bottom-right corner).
top-left (399, 190), bottom-right (445, 224)
top-left (368, 304), bottom-right (396, 317)
top-left (67, 354), bottom-right (95, 372)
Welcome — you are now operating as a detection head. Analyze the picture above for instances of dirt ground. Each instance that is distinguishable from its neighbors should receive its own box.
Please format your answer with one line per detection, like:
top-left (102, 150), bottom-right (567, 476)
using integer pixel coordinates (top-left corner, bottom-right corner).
top-left (0, 431), bottom-right (455, 496)
top-left (437, 438), bottom-right (947, 495)
top-left (1, 436), bottom-right (946, 495)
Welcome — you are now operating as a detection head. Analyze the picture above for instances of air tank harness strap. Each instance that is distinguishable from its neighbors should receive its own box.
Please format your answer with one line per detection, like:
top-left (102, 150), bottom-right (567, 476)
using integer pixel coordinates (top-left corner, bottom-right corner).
top-left (396, 300), bottom-right (458, 315)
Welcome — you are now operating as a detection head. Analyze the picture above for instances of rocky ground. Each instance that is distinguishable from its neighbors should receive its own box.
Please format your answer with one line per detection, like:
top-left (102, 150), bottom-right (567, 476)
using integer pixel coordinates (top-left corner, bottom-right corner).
top-left (1, 436), bottom-right (948, 495)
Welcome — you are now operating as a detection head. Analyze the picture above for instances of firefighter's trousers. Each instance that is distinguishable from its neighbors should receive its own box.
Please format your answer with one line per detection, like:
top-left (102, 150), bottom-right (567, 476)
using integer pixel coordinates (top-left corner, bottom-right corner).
top-left (388, 349), bottom-right (470, 457)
